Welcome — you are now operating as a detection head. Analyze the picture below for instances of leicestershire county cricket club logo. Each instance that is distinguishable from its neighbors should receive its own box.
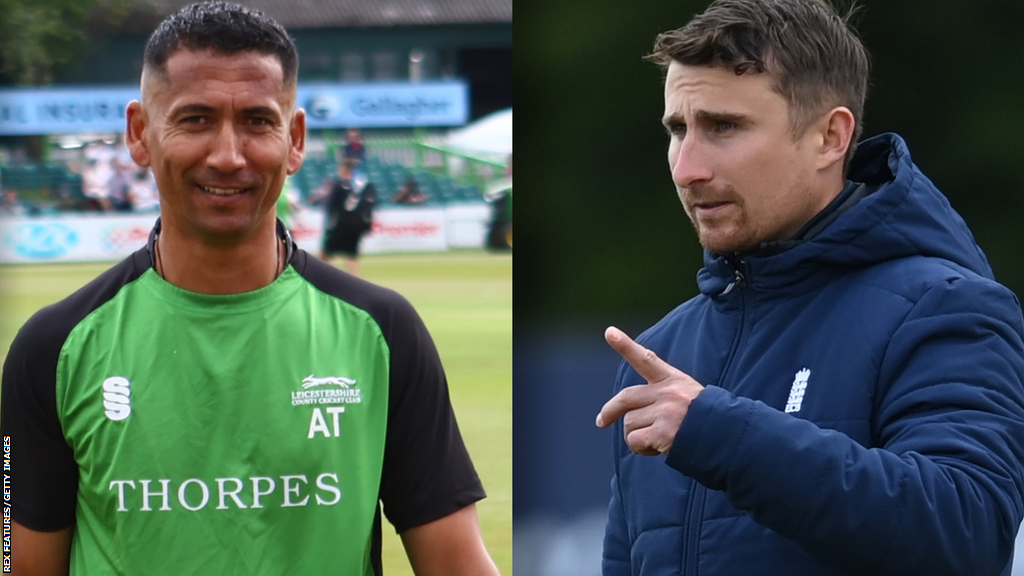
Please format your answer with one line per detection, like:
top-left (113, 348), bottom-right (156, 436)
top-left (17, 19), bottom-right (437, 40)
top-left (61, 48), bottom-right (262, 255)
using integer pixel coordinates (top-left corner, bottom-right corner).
top-left (291, 374), bottom-right (362, 407)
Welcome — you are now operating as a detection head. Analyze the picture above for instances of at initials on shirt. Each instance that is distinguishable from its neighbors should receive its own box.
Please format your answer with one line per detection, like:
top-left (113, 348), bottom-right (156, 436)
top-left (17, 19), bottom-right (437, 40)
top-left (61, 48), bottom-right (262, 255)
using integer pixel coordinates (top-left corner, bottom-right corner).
top-left (308, 407), bottom-right (346, 438)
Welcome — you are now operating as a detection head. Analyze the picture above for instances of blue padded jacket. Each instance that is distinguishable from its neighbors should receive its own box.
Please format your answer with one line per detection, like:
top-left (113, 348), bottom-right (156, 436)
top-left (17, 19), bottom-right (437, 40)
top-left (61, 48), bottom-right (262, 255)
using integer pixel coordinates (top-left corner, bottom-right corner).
top-left (603, 133), bottom-right (1024, 576)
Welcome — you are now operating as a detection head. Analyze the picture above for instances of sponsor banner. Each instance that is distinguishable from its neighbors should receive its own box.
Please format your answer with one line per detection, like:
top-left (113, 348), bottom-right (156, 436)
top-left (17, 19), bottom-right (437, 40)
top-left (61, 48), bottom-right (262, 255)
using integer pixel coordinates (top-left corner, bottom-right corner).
top-left (445, 204), bottom-right (490, 248)
top-left (0, 215), bottom-right (157, 263)
top-left (0, 86), bottom-right (137, 136)
top-left (299, 81), bottom-right (468, 129)
top-left (0, 81), bottom-right (468, 135)
top-left (290, 207), bottom-right (448, 254)
top-left (0, 206), bottom-right (480, 264)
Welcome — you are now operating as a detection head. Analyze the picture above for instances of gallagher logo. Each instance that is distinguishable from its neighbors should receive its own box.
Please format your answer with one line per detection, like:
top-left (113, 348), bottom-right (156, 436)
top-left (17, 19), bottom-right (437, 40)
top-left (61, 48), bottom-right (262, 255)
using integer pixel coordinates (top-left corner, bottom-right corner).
top-left (6, 222), bottom-right (78, 259)
top-left (306, 93), bottom-right (342, 121)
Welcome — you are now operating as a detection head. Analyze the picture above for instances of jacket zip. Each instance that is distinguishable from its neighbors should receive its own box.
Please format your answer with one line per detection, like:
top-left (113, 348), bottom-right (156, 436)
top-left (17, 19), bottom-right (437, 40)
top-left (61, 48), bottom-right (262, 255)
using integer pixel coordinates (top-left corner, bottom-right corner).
top-left (720, 262), bottom-right (747, 295)
top-left (681, 482), bottom-right (707, 576)
top-left (681, 257), bottom-right (749, 576)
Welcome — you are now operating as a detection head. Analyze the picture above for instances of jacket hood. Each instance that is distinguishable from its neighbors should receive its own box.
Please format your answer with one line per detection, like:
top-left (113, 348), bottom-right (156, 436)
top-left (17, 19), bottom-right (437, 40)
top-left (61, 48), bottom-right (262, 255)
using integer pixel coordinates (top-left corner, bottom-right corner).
top-left (697, 132), bottom-right (993, 296)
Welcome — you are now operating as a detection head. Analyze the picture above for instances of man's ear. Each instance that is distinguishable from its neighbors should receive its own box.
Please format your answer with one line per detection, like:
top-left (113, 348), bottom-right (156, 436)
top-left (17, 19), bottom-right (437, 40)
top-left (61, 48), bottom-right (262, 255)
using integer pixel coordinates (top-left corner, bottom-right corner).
top-left (125, 100), bottom-right (151, 168)
top-left (286, 108), bottom-right (306, 176)
top-left (815, 106), bottom-right (855, 171)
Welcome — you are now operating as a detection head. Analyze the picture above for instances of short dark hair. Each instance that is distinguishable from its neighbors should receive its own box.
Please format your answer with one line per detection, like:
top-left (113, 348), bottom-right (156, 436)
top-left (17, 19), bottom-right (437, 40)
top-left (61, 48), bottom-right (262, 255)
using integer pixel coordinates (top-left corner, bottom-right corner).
top-left (648, 0), bottom-right (869, 162)
top-left (143, 1), bottom-right (298, 86)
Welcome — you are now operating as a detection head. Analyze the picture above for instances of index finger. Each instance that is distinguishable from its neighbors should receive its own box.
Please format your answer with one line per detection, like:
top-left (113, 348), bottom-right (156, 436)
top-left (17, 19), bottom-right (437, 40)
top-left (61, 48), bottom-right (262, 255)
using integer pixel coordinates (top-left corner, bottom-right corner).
top-left (605, 326), bottom-right (675, 383)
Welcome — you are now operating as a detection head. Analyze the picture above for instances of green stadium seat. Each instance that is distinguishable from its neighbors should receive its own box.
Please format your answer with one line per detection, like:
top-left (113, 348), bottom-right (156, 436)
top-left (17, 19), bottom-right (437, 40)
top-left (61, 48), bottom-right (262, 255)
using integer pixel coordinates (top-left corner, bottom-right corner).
top-left (293, 166), bottom-right (314, 197)
top-left (46, 165), bottom-right (67, 190)
top-left (366, 167), bottom-right (386, 187)
top-left (435, 178), bottom-right (457, 204)
top-left (387, 163), bottom-right (407, 185)
top-left (458, 184), bottom-right (482, 202)
top-left (22, 165), bottom-right (43, 192)
top-left (364, 156), bottom-right (382, 173)
top-left (66, 173), bottom-right (84, 198)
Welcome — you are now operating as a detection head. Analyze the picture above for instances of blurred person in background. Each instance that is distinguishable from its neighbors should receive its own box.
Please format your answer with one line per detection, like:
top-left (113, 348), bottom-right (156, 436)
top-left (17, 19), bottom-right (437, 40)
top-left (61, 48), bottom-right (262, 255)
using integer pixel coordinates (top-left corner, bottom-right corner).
top-left (595, 0), bottom-right (1024, 574)
top-left (0, 188), bottom-right (28, 215)
top-left (392, 176), bottom-right (427, 204)
top-left (128, 166), bottom-right (160, 212)
top-left (1, 3), bottom-right (499, 575)
top-left (80, 148), bottom-right (113, 211)
top-left (108, 155), bottom-right (135, 212)
top-left (343, 127), bottom-right (367, 166)
top-left (319, 156), bottom-right (377, 277)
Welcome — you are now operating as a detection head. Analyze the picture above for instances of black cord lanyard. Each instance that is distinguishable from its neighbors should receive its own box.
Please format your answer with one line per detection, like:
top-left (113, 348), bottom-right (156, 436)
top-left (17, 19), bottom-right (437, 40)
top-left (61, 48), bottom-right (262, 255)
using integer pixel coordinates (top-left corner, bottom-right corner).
top-left (146, 217), bottom-right (295, 276)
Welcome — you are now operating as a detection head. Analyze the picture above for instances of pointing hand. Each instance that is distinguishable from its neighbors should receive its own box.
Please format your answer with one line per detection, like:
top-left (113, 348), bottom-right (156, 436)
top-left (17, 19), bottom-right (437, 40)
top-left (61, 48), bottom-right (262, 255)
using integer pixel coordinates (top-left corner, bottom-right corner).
top-left (596, 326), bottom-right (704, 456)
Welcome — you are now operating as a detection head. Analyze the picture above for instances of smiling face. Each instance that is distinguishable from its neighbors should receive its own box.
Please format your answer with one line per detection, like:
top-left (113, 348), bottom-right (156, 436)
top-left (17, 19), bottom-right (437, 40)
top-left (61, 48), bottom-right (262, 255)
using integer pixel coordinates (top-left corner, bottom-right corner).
top-left (126, 48), bottom-right (305, 243)
top-left (663, 61), bottom-right (842, 254)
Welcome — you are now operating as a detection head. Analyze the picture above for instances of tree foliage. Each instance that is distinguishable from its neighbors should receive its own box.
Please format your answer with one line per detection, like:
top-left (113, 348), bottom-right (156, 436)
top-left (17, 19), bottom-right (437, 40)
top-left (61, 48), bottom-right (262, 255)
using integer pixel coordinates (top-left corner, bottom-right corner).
top-left (0, 0), bottom-right (134, 85)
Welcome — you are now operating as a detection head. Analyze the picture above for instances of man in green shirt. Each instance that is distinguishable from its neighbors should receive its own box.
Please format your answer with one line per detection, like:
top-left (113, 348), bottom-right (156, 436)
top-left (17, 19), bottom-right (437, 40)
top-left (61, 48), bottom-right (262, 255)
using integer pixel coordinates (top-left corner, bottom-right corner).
top-left (2, 3), bottom-right (499, 575)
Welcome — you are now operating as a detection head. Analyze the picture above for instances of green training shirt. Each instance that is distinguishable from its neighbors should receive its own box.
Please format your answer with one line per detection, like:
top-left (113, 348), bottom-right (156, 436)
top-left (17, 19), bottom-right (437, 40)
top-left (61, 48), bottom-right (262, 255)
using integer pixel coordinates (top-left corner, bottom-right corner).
top-left (1, 227), bottom-right (485, 575)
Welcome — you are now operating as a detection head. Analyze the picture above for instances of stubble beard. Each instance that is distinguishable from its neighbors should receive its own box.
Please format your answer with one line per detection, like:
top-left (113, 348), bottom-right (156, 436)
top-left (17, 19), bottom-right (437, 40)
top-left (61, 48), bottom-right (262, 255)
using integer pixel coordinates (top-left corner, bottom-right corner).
top-left (681, 184), bottom-right (754, 255)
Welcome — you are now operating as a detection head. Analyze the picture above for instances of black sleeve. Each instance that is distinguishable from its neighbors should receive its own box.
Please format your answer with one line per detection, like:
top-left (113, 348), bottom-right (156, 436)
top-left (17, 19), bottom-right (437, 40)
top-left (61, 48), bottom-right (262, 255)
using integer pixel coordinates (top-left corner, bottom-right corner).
top-left (1, 307), bottom-right (79, 531)
top-left (0, 250), bottom-right (149, 531)
top-left (377, 292), bottom-right (485, 532)
top-left (293, 252), bottom-right (485, 532)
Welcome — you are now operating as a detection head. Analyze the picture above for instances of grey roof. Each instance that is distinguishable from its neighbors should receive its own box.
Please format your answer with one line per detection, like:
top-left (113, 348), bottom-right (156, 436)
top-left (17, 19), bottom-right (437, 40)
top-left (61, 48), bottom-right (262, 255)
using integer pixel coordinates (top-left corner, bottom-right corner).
top-left (143, 0), bottom-right (512, 28)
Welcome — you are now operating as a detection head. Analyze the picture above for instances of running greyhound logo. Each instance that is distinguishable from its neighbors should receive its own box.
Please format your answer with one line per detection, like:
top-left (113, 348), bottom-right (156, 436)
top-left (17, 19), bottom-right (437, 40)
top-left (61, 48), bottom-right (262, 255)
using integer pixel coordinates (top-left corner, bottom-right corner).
top-left (302, 375), bottom-right (357, 389)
